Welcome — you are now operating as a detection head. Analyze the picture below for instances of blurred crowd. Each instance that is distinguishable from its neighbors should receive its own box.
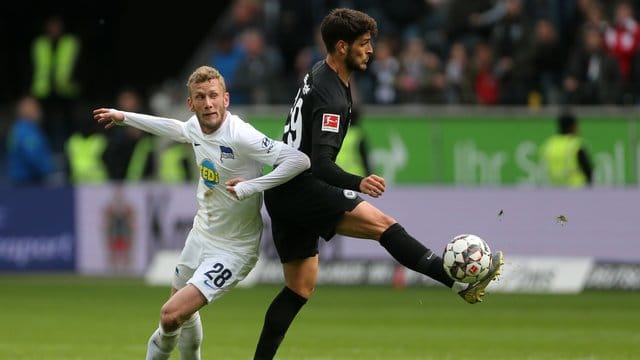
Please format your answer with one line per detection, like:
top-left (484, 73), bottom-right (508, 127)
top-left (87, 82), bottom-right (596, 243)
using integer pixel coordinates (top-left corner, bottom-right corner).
top-left (3, 0), bottom-right (640, 186)
top-left (186, 0), bottom-right (640, 107)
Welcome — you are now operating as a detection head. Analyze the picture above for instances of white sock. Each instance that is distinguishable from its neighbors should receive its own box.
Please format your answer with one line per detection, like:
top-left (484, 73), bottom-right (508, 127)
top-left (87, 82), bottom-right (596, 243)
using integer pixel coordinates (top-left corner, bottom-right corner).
top-left (178, 311), bottom-right (203, 360)
top-left (146, 324), bottom-right (181, 360)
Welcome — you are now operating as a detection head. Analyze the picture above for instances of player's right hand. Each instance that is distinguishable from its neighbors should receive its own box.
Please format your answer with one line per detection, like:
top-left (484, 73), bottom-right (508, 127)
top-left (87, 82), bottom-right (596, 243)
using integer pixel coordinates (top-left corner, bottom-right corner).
top-left (360, 174), bottom-right (385, 198)
top-left (225, 177), bottom-right (245, 199)
top-left (93, 108), bottom-right (125, 129)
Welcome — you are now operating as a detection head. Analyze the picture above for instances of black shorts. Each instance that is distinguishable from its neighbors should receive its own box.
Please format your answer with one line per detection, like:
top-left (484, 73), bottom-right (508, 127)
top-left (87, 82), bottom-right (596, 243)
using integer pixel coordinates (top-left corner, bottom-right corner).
top-left (264, 173), bottom-right (363, 263)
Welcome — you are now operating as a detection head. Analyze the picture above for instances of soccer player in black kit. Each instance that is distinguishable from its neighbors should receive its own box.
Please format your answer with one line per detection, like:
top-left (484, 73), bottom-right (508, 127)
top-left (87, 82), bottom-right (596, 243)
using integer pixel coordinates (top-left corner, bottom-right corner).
top-left (253, 8), bottom-right (504, 359)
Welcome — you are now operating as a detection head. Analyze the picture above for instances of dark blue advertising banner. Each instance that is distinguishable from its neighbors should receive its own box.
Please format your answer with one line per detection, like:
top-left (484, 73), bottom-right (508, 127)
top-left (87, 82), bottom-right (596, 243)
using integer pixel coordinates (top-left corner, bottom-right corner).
top-left (0, 187), bottom-right (75, 270)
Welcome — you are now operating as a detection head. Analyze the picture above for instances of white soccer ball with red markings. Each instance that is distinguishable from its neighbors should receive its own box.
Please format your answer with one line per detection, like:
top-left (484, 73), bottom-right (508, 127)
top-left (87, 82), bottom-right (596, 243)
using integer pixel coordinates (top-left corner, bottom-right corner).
top-left (442, 234), bottom-right (492, 283)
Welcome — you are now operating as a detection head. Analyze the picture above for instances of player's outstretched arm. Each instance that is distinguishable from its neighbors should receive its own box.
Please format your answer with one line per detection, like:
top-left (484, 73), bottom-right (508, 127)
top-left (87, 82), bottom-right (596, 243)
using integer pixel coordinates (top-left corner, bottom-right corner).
top-left (94, 108), bottom-right (189, 143)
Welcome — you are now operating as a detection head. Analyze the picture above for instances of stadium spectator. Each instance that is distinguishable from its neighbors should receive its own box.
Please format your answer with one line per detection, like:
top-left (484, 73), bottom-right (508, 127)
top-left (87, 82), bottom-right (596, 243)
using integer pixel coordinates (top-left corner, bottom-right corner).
top-left (581, 0), bottom-right (609, 33)
top-left (252, 9), bottom-right (503, 359)
top-left (396, 36), bottom-right (446, 103)
top-left (531, 18), bottom-right (565, 105)
top-left (232, 28), bottom-right (284, 104)
top-left (469, 0), bottom-right (509, 30)
top-left (102, 87), bottom-right (156, 182)
top-left (288, 27), bottom-right (326, 96)
top-left (417, 0), bottom-right (450, 56)
top-left (20, 1), bottom-right (640, 110)
top-left (177, 0), bottom-right (262, 101)
top-left (396, 37), bottom-right (427, 103)
top-left (444, 41), bottom-right (476, 104)
top-left (445, 0), bottom-right (495, 48)
top-left (603, 0), bottom-right (640, 103)
top-left (563, 24), bottom-right (623, 104)
top-left (157, 141), bottom-right (196, 184)
top-left (489, 0), bottom-right (536, 104)
top-left (539, 111), bottom-right (593, 187)
top-left (93, 65), bottom-right (309, 360)
top-left (375, 0), bottom-right (433, 41)
top-left (216, 0), bottom-right (265, 38)
top-left (564, 0), bottom-right (605, 55)
top-left (29, 14), bottom-right (82, 153)
top-left (369, 35), bottom-right (401, 104)
top-left (423, 47), bottom-right (448, 104)
top-left (270, 0), bottom-right (319, 77)
top-left (566, 1), bottom-right (608, 63)
top-left (470, 41), bottom-right (500, 105)
top-left (6, 95), bottom-right (56, 185)
top-left (65, 111), bottom-right (108, 184)
top-left (545, 0), bottom-right (581, 51)
top-left (208, 29), bottom-right (246, 95)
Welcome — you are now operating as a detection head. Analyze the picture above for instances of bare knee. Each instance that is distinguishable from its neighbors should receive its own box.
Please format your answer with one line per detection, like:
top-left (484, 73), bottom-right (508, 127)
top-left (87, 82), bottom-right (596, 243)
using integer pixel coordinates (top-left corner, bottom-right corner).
top-left (287, 282), bottom-right (315, 299)
top-left (378, 214), bottom-right (397, 232)
top-left (159, 304), bottom-right (183, 332)
top-left (285, 271), bottom-right (316, 298)
top-left (283, 257), bottom-right (318, 299)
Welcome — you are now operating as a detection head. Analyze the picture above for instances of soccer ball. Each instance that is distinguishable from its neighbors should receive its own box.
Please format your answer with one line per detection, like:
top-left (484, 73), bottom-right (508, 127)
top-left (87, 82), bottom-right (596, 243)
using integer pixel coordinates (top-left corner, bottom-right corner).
top-left (442, 234), bottom-right (492, 283)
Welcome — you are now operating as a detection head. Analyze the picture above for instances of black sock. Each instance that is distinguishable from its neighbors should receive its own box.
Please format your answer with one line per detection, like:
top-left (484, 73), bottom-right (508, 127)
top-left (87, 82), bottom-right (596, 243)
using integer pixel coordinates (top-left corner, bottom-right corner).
top-left (380, 223), bottom-right (454, 287)
top-left (254, 286), bottom-right (307, 360)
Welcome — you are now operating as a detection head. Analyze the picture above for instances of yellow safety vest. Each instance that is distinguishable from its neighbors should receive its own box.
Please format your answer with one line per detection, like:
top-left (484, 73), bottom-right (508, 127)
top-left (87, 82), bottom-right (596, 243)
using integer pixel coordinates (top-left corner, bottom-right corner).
top-left (336, 126), bottom-right (367, 176)
top-left (540, 134), bottom-right (587, 187)
top-left (126, 137), bottom-right (155, 182)
top-left (66, 133), bottom-right (108, 184)
top-left (159, 143), bottom-right (192, 183)
top-left (31, 34), bottom-right (80, 99)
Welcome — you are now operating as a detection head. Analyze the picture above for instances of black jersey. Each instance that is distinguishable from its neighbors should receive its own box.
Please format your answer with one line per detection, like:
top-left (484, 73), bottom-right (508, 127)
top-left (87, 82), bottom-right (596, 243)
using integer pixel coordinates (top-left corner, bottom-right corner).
top-left (282, 60), bottom-right (353, 162)
top-left (265, 60), bottom-right (365, 260)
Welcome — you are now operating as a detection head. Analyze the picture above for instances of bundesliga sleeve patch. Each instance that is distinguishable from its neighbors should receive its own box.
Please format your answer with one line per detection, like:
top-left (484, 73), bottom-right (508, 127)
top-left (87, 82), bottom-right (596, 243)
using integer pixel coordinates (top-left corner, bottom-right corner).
top-left (321, 113), bottom-right (340, 133)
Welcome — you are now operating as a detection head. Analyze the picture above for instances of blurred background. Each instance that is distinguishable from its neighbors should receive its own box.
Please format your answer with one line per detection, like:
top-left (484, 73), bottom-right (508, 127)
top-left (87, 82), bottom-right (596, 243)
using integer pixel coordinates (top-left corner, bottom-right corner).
top-left (1, 0), bottom-right (639, 291)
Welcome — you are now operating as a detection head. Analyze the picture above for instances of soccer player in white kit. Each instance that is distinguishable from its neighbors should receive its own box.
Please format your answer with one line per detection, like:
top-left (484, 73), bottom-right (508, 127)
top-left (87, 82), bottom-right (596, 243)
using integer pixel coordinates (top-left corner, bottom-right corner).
top-left (93, 65), bottom-right (310, 360)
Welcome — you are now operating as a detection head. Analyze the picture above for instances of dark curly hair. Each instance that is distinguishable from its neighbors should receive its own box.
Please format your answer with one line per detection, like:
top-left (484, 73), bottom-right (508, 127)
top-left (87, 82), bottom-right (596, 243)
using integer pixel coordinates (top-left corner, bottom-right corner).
top-left (320, 8), bottom-right (378, 54)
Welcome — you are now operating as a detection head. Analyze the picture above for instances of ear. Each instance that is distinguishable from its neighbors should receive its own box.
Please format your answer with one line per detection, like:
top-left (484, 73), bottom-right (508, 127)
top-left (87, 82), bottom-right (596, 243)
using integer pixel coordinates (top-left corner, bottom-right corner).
top-left (224, 92), bottom-right (230, 108)
top-left (337, 40), bottom-right (348, 55)
top-left (187, 97), bottom-right (195, 113)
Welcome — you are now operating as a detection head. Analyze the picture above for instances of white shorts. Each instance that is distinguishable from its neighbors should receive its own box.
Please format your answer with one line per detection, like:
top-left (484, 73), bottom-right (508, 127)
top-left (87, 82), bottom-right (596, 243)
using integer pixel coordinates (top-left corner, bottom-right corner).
top-left (172, 229), bottom-right (259, 303)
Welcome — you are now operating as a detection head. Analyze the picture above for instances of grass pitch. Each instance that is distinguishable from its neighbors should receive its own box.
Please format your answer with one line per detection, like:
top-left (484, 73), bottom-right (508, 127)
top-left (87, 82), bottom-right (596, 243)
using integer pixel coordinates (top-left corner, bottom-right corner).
top-left (0, 274), bottom-right (638, 359)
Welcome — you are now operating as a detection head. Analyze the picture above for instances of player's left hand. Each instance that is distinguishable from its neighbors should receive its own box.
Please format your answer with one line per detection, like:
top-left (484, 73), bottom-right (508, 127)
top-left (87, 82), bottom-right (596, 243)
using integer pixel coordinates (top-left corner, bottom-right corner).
top-left (360, 174), bottom-right (385, 198)
top-left (225, 177), bottom-right (246, 199)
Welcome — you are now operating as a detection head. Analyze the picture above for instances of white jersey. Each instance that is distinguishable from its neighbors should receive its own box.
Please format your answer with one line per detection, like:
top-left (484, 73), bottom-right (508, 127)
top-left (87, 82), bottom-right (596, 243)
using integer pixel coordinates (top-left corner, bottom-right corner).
top-left (123, 111), bottom-right (283, 255)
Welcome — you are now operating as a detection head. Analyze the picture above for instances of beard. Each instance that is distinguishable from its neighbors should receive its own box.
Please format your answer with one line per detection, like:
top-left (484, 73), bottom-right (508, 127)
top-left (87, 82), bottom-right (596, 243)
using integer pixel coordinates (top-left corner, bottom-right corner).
top-left (345, 49), bottom-right (368, 72)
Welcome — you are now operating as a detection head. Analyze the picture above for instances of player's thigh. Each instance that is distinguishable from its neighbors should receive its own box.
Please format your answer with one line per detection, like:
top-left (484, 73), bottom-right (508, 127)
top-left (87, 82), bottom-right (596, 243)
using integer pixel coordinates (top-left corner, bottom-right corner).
top-left (336, 201), bottom-right (396, 240)
top-left (172, 229), bottom-right (201, 290)
top-left (270, 219), bottom-right (320, 263)
top-left (187, 252), bottom-right (257, 303)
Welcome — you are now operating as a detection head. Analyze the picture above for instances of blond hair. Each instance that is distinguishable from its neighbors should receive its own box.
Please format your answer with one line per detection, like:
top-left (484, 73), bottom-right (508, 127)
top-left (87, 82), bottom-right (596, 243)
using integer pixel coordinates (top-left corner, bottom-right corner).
top-left (186, 65), bottom-right (227, 92)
